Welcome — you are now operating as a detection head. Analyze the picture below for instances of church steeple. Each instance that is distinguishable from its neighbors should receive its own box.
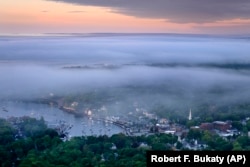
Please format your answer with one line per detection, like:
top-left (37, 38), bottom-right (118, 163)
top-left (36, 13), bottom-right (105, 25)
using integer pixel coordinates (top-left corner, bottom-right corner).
top-left (188, 109), bottom-right (192, 121)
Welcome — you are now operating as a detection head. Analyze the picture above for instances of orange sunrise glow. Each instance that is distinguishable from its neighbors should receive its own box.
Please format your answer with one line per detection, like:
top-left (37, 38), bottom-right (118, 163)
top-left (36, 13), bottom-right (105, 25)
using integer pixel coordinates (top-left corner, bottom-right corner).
top-left (1, 0), bottom-right (250, 34)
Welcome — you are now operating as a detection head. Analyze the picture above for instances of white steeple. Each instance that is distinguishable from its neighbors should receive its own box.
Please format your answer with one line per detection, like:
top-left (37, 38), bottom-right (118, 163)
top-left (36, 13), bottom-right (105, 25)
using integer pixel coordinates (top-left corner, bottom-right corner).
top-left (188, 108), bottom-right (192, 121)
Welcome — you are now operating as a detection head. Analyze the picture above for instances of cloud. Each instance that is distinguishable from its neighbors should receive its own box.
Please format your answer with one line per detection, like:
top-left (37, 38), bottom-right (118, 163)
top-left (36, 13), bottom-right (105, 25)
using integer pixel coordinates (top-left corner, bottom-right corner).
top-left (68, 10), bottom-right (85, 13)
top-left (47, 0), bottom-right (250, 23)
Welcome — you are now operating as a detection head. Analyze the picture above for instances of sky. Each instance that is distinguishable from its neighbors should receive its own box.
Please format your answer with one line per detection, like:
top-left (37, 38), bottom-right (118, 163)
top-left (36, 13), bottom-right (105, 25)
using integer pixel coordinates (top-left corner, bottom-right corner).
top-left (1, 0), bottom-right (250, 34)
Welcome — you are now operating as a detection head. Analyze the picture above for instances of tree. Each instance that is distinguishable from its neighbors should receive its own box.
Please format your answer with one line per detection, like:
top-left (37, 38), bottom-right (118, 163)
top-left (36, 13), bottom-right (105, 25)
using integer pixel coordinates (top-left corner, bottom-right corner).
top-left (236, 136), bottom-right (250, 149)
top-left (231, 121), bottom-right (243, 131)
top-left (233, 142), bottom-right (242, 151)
top-left (246, 120), bottom-right (250, 131)
top-left (111, 133), bottom-right (131, 149)
top-left (187, 129), bottom-right (202, 140)
top-left (176, 141), bottom-right (183, 149)
top-left (0, 119), bottom-right (16, 145)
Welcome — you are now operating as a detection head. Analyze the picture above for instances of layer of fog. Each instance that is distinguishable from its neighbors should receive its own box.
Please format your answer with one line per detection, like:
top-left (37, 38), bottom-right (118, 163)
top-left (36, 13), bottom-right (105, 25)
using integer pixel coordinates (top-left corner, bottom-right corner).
top-left (1, 34), bottom-right (250, 114)
top-left (1, 34), bottom-right (250, 65)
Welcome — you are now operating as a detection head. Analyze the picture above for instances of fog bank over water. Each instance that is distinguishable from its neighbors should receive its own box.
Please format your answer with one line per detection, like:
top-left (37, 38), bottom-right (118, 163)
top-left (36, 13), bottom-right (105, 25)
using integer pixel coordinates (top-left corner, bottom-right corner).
top-left (1, 34), bottom-right (250, 65)
top-left (1, 34), bottom-right (250, 111)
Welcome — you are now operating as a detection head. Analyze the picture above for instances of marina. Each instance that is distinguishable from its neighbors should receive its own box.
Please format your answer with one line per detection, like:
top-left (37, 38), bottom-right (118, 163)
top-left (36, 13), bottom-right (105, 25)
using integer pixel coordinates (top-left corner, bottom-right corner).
top-left (0, 100), bottom-right (123, 137)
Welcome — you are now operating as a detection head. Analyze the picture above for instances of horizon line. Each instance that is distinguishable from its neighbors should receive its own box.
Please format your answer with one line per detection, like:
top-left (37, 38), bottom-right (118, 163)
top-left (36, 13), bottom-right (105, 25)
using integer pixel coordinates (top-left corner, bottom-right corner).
top-left (0, 32), bottom-right (249, 37)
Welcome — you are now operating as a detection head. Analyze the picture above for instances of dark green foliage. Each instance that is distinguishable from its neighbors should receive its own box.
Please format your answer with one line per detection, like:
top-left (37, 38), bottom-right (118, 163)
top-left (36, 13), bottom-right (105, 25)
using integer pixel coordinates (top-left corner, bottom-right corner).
top-left (110, 133), bottom-right (131, 149)
top-left (0, 119), bottom-right (16, 145)
top-left (231, 121), bottom-right (243, 131)
top-left (0, 116), bottom-right (249, 166)
top-left (187, 129), bottom-right (202, 140)
top-left (0, 117), bottom-right (181, 166)
top-left (246, 120), bottom-right (250, 131)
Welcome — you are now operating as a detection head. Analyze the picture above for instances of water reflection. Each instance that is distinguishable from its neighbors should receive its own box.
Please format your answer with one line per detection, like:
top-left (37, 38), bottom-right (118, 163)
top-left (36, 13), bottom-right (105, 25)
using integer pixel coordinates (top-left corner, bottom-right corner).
top-left (0, 100), bottom-right (123, 136)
